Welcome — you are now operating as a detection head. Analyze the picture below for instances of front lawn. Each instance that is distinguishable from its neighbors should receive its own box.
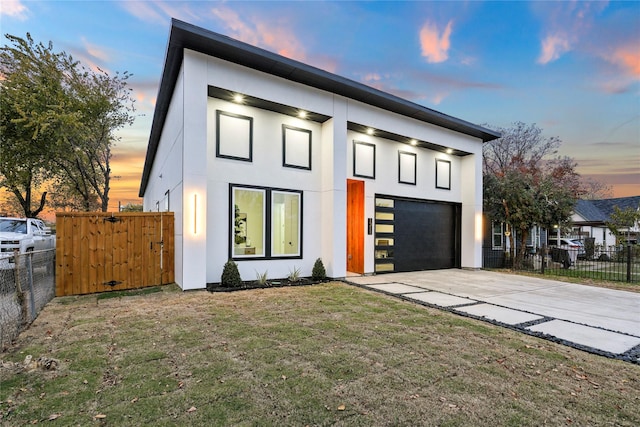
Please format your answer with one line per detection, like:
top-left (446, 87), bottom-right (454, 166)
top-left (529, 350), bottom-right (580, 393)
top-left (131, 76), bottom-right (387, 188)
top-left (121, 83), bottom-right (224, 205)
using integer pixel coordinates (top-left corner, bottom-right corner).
top-left (1, 282), bottom-right (638, 426)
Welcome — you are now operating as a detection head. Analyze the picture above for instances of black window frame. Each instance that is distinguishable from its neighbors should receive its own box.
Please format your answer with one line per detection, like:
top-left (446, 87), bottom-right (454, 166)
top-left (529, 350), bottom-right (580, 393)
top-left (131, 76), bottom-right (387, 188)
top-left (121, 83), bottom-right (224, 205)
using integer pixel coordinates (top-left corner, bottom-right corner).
top-left (282, 124), bottom-right (312, 170)
top-left (229, 183), bottom-right (303, 261)
top-left (216, 110), bottom-right (254, 162)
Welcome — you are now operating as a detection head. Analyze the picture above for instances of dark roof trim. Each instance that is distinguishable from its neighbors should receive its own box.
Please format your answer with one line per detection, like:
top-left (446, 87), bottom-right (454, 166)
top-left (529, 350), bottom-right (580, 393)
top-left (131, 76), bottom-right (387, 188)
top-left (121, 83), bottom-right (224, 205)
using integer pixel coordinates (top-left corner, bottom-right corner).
top-left (140, 19), bottom-right (500, 196)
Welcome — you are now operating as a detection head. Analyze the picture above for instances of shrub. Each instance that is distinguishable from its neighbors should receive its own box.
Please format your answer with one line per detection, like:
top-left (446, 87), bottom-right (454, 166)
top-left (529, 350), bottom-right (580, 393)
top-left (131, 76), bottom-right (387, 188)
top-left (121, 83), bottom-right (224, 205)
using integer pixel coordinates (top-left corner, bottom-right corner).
top-left (221, 260), bottom-right (242, 287)
top-left (311, 258), bottom-right (326, 281)
top-left (255, 270), bottom-right (269, 286)
top-left (288, 266), bottom-right (301, 282)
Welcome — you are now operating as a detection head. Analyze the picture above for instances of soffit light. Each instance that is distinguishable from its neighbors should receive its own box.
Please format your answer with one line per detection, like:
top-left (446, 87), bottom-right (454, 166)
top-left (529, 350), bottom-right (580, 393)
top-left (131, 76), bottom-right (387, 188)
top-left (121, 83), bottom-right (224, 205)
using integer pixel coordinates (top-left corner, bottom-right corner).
top-left (446, 148), bottom-right (453, 154)
top-left (410, 139), bottom-right (418, 146)
top-left (233, 94), bottom-right (244, 103)
top-left (366, 128), bottom-right (375, 135)
top-left (298, 110), bottom-right (308, 119)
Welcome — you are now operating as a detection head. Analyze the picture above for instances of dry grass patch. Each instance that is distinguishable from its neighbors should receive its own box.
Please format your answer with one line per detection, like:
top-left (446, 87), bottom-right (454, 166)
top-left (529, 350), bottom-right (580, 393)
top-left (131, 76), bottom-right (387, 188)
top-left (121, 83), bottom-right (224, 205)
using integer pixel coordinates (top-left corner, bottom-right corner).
top-left (1, 282), bottom-right (638, 426)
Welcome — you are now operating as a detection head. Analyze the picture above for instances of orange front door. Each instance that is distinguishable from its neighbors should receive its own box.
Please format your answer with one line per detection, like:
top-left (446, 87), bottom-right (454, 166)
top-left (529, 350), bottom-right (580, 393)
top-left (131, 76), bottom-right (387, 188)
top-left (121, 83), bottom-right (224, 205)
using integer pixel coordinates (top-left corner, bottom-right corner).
top-left (346, 179), bottom-right (365, 274)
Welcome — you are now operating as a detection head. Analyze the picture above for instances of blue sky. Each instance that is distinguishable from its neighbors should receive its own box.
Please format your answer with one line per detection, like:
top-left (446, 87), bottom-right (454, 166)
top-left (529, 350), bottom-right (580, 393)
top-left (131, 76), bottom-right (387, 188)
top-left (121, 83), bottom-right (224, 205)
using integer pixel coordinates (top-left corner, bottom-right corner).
top-left (2, 0), bottom-right (639, 210)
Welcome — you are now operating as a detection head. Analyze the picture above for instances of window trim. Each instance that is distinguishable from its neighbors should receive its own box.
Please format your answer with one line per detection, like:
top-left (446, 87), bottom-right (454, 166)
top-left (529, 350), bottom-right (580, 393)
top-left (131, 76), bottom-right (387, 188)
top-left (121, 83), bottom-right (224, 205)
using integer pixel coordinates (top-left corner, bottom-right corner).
top-left (398, 150), bottom-right (417, 185)
top-left (435, 158), bottom-right (451, 190)
top-left (271, 190), bottom-right (302, 257)
top-left (282, 124), bottom-right (312, 170)
top-left (229, 184), bottom-right (303, 261)
top-left (492, 222), bottom-right (503, 250)
top-left (216, 110), bottom-right (253, 162)
top-left (353, 140), bottom-right (376, 179)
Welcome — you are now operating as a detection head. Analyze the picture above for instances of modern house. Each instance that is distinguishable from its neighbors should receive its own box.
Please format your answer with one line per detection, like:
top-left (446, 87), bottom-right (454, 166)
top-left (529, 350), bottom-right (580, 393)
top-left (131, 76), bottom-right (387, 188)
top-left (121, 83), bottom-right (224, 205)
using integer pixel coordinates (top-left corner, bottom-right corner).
top-left (139, 19), bottom-right (500, 290)
top-left (571, 196), bottom-right (640, 247)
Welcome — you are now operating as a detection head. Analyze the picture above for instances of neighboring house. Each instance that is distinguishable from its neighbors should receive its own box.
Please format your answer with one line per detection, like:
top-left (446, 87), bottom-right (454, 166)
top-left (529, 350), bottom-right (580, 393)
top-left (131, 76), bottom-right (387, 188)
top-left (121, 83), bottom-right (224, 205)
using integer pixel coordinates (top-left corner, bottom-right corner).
top-left (572, 196), bottom-right (640, 247)
top-left (139, 20), bottom-right (500, 290)
top-left (482, 218), bottom-right (548, 267)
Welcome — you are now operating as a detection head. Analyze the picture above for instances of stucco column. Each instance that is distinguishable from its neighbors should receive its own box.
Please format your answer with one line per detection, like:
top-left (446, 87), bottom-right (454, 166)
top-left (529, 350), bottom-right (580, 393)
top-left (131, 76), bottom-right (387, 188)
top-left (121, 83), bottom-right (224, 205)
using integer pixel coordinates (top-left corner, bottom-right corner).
top-left (320, 97), bottom-right (348, 278)
top-left (460, 151), bottom-right (483, 268)
top-left (181, 51), bottom-right (208, 289)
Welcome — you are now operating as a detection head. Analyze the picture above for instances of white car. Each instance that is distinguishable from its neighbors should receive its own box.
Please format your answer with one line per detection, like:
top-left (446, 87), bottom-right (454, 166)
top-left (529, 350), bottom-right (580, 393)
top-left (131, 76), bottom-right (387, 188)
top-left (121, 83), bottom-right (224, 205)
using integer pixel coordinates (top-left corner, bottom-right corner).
top-left (548, 237), bottom-right (585, 265)
top-left (0, 217), bottom-right (55, 268)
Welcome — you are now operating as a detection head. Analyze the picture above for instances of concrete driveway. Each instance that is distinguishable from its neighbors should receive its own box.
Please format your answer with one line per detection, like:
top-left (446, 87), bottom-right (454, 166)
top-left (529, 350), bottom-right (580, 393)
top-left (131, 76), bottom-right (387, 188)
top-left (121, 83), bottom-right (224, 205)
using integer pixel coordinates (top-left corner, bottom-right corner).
top-left (346, 269), bottom-right (640, 363)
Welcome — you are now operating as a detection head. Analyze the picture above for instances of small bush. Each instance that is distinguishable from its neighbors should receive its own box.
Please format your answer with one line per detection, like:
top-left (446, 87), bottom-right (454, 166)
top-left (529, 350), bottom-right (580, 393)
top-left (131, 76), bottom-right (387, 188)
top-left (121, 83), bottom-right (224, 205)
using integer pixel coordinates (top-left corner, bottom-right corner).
top-left (288, 266), bottom-right (301, 282)
top-left (255, 270), bottom-right (269, 286)
top-left (312, 258), bottom-right (326, 281)
top-left (221, 260), bottom-right (242, 288)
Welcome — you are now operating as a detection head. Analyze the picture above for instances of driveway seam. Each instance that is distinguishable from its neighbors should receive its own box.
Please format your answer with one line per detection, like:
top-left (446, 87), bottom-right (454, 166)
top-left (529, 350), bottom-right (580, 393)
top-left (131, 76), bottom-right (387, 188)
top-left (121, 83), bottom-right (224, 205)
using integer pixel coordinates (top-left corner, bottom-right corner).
top-left (344, 279), bottom-right (640, 365)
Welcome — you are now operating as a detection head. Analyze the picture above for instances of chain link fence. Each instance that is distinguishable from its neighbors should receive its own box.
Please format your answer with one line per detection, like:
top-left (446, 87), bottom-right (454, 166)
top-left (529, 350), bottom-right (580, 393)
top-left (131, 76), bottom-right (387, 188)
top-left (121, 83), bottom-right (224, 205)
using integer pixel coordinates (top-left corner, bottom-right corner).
top-left (1, 249), bottom-right (56, 350)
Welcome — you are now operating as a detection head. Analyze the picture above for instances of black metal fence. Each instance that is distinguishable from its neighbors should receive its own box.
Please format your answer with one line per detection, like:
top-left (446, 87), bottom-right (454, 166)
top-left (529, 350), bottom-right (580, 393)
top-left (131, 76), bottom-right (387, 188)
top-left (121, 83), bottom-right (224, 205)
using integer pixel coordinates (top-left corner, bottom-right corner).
top-left (483, 245), bottom-right (640, 283)
top-left (0, 249), bottom-right (56, 350)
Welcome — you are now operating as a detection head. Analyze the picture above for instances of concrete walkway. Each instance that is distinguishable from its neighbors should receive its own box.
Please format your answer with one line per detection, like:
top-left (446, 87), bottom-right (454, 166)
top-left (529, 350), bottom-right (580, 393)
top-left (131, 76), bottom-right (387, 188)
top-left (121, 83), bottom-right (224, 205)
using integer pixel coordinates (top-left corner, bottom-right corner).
top-left (345, 270), bottom-right (640, 363)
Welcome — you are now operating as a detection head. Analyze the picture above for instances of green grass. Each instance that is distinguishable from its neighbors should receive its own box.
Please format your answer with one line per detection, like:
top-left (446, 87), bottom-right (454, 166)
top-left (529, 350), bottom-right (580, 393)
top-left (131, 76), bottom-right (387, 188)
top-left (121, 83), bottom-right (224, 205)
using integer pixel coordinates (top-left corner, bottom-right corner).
top-left (1, 282), bottom-right (639, 426)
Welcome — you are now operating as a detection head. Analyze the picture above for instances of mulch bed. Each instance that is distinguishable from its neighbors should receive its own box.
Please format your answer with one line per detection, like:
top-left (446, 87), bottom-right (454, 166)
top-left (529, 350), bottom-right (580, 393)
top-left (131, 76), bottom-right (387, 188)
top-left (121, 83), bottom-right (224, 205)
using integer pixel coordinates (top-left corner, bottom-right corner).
top-left (206, 277), bottom-right (327, 292)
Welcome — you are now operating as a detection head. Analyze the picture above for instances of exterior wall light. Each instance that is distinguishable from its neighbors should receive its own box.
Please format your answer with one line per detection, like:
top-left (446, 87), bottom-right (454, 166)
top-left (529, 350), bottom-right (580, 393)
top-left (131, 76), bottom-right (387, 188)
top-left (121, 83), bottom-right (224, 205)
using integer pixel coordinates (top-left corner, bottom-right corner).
top-left (410, 139), bottom-right (418, 146)
top-left (446, 148), bottom-right (453, 154)
top-left (193, 194), bottom-right (198, 235)
top-left (298, 110), bottom-right (308, 119)
top-left (366, 128), bottom-right (374, 135)
top-left (233, 94), bottom-right (244, 103)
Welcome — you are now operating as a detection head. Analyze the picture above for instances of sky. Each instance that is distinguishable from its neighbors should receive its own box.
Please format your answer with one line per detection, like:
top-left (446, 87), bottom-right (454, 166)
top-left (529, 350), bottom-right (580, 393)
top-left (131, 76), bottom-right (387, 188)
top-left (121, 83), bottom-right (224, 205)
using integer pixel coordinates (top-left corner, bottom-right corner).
top-left (1, 0), bottom-right (639, 213)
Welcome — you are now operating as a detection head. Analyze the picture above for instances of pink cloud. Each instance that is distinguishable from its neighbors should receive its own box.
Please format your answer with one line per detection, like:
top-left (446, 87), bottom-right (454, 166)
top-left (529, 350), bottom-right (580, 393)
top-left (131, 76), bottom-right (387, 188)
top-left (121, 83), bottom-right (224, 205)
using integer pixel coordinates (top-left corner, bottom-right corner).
top-left (537, 34), bottom-right (571, 64)
top-left (534, 1), bottom-right (607, 64)
top-left (81, 37), bottom-right (110, 63)
top-left (419, 20), bottom-right (453, 63)
top-left (607, 43), bottom-right (640, 78)
top-left (211, 7), bottom-right (306, 62)
top-left (0, 0), bottom-right (28, 20)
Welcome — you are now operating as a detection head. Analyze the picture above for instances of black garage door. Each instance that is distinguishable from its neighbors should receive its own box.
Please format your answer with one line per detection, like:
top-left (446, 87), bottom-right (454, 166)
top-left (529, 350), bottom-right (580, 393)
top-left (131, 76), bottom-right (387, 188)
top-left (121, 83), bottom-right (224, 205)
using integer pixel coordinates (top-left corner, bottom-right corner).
top-left (374, 196), bottom-right (461, 273)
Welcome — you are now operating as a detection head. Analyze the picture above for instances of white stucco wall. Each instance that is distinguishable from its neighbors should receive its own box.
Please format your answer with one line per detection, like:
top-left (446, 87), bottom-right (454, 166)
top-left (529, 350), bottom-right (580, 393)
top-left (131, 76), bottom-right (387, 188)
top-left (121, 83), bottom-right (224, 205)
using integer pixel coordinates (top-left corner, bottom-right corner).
top-left (144, 48), bottom-right (486, 288)
top-left (143, 64), bottom-right (186, 287)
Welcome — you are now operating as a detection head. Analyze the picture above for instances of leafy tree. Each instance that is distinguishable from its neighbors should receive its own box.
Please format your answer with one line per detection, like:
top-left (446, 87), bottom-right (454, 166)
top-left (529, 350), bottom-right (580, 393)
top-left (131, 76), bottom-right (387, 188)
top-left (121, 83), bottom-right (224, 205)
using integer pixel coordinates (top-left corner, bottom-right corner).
top-left (483, 122), bottom-right (581, 267)
top-left (606, 205), bottom-right (640, 245)
top-left (0, 34), bottom-right (76, 217)
top-left (0, 33), bottom-right (134, 216)
top-left (53, 67), bottom-right (135, 212)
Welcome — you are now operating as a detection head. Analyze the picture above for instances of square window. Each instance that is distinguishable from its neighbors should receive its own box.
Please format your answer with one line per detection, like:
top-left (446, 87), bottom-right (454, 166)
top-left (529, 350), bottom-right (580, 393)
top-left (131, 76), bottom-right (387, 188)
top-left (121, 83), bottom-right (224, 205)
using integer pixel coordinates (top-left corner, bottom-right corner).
top-left (398, 151), bottom-right (417, 185)
top-left (353, 141), bottom-right (376, 179)
top-left (216, 110), bottom-right (253, 161)
top-left (283, 125), bottom-right (312, 170)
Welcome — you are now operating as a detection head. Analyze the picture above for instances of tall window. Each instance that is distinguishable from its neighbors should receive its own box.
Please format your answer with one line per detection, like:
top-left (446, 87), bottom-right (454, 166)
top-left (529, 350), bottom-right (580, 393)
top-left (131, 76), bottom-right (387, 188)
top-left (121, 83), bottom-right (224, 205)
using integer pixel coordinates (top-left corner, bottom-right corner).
top-left (492, 222), bottom-right (503, 249)
top-left (272, 191), bottom-right (301, 256)
top-left (231, 185), bottom-right (302, 259)
top-left (232, 187), bottom-right (266, 257)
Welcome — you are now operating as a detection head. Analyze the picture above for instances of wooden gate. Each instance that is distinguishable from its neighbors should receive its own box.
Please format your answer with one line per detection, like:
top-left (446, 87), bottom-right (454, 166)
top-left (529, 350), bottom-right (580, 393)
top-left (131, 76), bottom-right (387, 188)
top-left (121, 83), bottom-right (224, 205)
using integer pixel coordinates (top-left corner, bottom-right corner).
top-left (55, 212), bottom-right (174, 296)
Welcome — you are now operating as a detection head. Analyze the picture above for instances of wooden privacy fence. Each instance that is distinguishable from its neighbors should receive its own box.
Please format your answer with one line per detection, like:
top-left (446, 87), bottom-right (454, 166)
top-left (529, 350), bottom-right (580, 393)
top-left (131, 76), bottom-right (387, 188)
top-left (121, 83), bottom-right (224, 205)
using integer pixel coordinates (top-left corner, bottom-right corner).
top-left (56, 212), bottom-right (174, 296)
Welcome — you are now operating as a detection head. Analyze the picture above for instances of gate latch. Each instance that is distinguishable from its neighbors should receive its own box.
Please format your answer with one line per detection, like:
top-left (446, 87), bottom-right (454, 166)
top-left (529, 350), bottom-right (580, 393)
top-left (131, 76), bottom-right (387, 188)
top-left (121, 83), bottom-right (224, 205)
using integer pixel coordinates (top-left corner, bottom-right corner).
top-left (103, 280), bottom-right (123, 287)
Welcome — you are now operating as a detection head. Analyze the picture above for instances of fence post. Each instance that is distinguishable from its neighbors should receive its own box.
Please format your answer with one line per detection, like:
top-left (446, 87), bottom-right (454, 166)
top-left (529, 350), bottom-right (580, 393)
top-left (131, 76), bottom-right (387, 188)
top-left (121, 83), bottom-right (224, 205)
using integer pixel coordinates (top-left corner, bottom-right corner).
top-left (14, 252), bottom-right (28, 327)
top-left (26, 253), bottom-right (36, 322)
top-left (541, 245), bottom-right (546, 274)
top-left (627, 245), bottom-right (632, 283)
